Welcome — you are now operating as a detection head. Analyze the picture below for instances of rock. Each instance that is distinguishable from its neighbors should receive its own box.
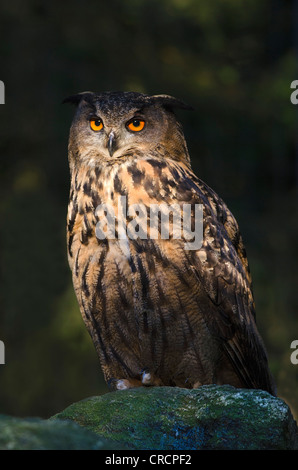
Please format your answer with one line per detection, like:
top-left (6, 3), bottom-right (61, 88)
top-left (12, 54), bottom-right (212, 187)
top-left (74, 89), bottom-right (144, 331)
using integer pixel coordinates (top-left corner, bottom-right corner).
top-left (53, 385), bottom-right (298, 450)
top-left (0, 414), bottom-right (125, 450)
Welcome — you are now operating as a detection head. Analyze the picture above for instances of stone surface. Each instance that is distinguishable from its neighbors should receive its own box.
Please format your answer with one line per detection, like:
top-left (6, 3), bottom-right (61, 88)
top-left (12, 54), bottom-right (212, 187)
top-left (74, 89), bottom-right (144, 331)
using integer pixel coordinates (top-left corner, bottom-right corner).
top-left (52, 384), bottom-right (298, 450)
top-left (0, 414), bottom-right (125, 450)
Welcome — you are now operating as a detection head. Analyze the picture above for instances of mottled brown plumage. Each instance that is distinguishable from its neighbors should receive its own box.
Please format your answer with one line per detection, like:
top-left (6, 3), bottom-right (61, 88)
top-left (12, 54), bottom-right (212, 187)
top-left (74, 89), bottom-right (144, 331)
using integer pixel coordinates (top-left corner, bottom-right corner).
top-left (65, 91), bottom-right (276, 394)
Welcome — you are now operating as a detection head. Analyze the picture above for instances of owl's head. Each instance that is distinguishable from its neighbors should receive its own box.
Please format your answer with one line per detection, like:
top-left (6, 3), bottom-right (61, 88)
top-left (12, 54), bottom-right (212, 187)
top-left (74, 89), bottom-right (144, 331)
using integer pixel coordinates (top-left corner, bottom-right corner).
top-left (64, 91), bottom-right (193, 168)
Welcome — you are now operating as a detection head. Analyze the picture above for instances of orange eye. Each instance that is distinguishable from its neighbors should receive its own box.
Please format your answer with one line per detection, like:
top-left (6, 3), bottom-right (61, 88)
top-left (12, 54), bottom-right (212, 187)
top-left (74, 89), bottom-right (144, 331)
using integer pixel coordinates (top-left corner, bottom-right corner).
top-left (90, 119), bottom-right (103, 131)
top-left (127, 119), bottom-right (145, 132)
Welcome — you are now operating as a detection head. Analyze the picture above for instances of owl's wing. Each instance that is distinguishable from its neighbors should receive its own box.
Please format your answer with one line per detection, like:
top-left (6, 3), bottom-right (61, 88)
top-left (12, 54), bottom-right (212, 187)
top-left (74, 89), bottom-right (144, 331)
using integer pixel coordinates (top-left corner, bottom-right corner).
top-left (176, 164), bottom-right (275, 393)
top-left (129, 159), bottom-right (275, 394)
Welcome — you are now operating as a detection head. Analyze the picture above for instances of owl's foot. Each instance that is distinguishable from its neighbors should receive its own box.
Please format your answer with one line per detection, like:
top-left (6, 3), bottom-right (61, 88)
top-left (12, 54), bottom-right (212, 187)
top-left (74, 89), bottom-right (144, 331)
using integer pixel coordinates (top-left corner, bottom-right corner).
top-left (141, 369), bottom-right (163, 386)
top-left (107, 370), bottom-right (163, 390)
top-left (109, 378), bottom-right (143, 390)
top-left (192, 380), bottom-right (203, 389)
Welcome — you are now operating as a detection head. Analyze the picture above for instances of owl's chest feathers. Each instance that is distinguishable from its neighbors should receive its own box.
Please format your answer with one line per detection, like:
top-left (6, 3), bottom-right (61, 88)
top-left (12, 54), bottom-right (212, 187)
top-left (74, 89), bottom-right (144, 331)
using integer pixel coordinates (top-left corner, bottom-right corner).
top-left (68, 161), bottom-right (128, 266)
top-left (68, 156), bottom-right (188, 252)
top-left (67, 157), bottom-right (198, 313)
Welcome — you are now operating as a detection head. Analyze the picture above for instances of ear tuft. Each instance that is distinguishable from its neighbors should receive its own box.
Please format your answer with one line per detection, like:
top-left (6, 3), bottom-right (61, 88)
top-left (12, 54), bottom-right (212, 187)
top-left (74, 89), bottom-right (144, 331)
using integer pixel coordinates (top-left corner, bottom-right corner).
top-left (151, 94), bottom-right (194, 111)
top-left (62, 91), bottom-right (94, 106)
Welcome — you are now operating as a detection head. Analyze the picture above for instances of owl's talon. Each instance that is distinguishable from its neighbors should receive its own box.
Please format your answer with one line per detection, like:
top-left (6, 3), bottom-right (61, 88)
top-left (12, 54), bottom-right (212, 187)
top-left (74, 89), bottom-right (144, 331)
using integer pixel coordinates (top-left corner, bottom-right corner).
top-left (140, 369), bottom-right (163, 386)
top-left (109, 378), bottom-right (143, 390)
top-left (115, 379), bottom-right (130, 390)
top-left (141, 370), bottom-right (152, 385)
top-left (192, 381), bottom-right (202, 389)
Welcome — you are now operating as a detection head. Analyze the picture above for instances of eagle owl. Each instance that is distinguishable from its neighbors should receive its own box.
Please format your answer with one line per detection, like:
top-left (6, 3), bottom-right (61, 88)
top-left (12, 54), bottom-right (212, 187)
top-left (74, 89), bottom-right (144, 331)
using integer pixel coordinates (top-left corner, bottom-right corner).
top-left (64, 91), bottom-right (276, 395)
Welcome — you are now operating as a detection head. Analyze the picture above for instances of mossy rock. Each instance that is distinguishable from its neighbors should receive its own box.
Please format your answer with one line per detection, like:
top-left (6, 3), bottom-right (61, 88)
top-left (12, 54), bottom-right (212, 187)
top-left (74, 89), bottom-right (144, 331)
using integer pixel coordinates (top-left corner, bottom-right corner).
top-left (0, 414), bottom-right (125, 450)
top-left (52, 385), bottom-right (298, 450)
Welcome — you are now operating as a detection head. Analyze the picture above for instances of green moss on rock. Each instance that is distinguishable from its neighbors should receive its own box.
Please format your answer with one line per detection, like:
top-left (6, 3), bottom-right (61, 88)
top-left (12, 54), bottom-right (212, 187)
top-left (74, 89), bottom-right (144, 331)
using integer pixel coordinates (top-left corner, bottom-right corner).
top-left (0, 414), bottom-right (125, 450)
top-left (52, 385), bottom-right (298, 450)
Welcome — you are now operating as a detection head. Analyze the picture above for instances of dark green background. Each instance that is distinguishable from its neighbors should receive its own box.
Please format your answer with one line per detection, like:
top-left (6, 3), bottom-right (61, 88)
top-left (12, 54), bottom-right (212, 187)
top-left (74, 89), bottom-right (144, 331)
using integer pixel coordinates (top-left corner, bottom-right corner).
top-left (0, 0), bottom-right (297, 419)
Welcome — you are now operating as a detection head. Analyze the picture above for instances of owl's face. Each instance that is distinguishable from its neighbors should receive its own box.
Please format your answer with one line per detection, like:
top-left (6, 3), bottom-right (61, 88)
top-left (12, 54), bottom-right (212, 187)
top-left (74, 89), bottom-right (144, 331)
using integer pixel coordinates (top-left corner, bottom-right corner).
top-left (65, 91), bottom-right (192, 167)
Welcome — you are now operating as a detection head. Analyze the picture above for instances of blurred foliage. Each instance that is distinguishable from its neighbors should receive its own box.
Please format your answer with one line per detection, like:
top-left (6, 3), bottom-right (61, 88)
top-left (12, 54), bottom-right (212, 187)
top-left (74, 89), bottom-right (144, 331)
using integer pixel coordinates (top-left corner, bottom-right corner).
top-left (0, 0), bottom-right (297, 419)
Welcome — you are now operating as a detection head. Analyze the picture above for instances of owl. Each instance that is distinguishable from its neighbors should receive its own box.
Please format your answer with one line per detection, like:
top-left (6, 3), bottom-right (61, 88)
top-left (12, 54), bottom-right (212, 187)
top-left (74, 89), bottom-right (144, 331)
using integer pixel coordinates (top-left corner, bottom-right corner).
top-left (64, 91), bottom-right (276, 395)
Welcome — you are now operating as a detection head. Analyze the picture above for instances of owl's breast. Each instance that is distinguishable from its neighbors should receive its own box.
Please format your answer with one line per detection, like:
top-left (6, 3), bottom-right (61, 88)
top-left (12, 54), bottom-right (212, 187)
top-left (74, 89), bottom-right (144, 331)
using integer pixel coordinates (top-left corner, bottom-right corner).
top-left (68, 156), bottom-right (198, 289)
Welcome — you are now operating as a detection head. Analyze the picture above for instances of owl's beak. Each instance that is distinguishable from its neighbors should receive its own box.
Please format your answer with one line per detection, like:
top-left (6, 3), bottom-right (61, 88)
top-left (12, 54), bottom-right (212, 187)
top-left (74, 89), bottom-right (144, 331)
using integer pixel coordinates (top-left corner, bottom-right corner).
top-left (107, 131), bottom-right (117, 157)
